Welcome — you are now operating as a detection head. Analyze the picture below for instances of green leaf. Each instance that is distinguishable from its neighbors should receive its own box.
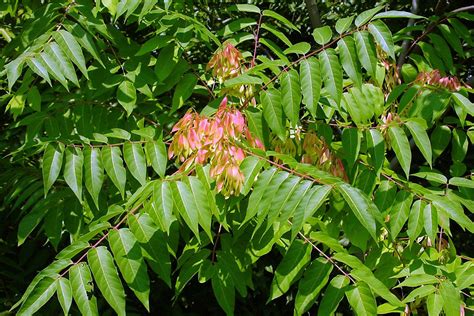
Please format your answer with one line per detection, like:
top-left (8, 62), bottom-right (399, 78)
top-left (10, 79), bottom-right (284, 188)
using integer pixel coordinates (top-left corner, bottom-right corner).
top-left (440, 281), bottom-right (461, 316)
top-left (172, 181), bottom-right (201, 240)
top-left (27, 56), bottom-right (52, 86)
top-left (449, 177), bottom-right (474, 189)
top-left (280, 69), bottom-right (301, 125)
top-left (319, 48), bottom-right (342, 105)
top-left (433, 198), bottom-right (474, 232)
top-left (102, 146), bottom-right (126, 197)
top-left (46, 42), bottom-right (79, 87)
top-left (172, 73), bottom-right (197, 113)
top-left (355, 6), bottom-right (383, 26)
top-left (366, 129), bottom-right (384, 174)
top-left (84, 147), bottom-right (104, 208)
top-left (87, 246), bottom-right (126, 316)
top-left (53, 30), bottom-right (88, 78)
top-left (69, 263), bottom-right (99, 316)
top-left (150, 181), bottom-right (175, 233)
top-left (312, 26), bottom-right (332, 45)
top-left (57, 277), bottom-right (72, 316)
top-left (40, 50), bottom-right (69, 89)
top-left (389, 191), bottom-right (413, 239)
top-left (396, 274), bottom-right (439, 288)
top-left (26, 86), bottom-right (41, 111)
top-left (407, 200), bottom-right (425, 243)
top-left (212, 268), bottom-right (235, 316)
top-left (295, 258), bottom-right (333, 315)
top-left (437, 24), bottom-right (464, 58)
top-left (224, 73), bottom-right (262, 87)
top-left (188, 177), bottom-right (213, 241)
top-left (299, 57), bottom-right (321, 118)
top-left (346, 282), bottom-right (377, 316)
top-left (423, 203), bottom-right (438, 242)
top-left (243, 167), bottom-right (278, 225)
top-left (42, 143), bottom-right (64, 196)
top-left (269, 239), bottom-right (311, 301)
top-left (318, 275), bottom-right (350, 315)
top-left (123, 142), bottom-right (147, 185)
top-left (337, 183), bottom-right (377, 240)
top-left (373, 11), bottom-right (425, 19)
top-left (109, 229), bottom-right (150, 311)
top-left (405, 119), bottom-right (432, 167)
top-left (65, 23), bottom-right (104, 67)
top-left (342, 128), bottom-right (361, 168)
top-left (229, 3), bottom-right (260, 14)
top-left (17, 277), bottom-right (57, 316)
top-left (64, 147), bottom-right (84, 201)
top-left (337, 37), bottom-right (362, 88)
top-left (145, 140), bottom-right (167, 178)
top-left (240, 156), bottom-right (264, 195)
top-left (117, 80), bottom-right (136, 116)
top-left (368, 20), bottom-right (395, 59)
top-left (291, 185), bottom-right (332, 241)
top-left (426, 293), bottom-right (444, 316)
top-left (262, 9), bottom-right (299, 32)
top-left (388, 126), bottom-right (412, 178)
top-left (452, 128), bottom-right (468, 162)
top-left (5, 57), bottom-right (25, 90)
top-left (128, 214), bottom-right (171, 287)
top-left (431, 125), bottom-right (451, 160)
top-left (354, 31), bottom-right (377, 77)
top-left (261, 23), bottom-right (292, 47)
top-left (261, 89), bottom-right (285, 140)
top-left (403, 285), bottom-right (436, 303)
top-left (428, 33), bottom-right (454, 72)
top-left (283, 42), bottom-right (310, 55)
top-left (335, 15), bottom-right (354, 34)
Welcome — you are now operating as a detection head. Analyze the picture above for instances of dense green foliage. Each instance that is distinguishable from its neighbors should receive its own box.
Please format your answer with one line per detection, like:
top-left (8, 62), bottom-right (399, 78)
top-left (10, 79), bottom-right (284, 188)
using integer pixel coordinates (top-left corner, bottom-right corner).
top-left (1, 1), bottom-right (474, 315)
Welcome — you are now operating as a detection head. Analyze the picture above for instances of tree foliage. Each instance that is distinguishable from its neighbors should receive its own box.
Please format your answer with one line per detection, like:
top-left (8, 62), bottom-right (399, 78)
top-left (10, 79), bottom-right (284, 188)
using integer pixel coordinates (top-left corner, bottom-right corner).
top-left (1, 1), bottom-right (474, 315)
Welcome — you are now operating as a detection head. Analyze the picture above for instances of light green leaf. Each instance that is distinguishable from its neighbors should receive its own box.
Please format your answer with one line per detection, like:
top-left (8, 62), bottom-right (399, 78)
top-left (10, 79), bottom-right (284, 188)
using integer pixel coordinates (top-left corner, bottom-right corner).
top-left (46, 42), bottom-right (79, 87)
top-left (354, 31), bottom-right (377, 77)
top-left (397, 274), bottom-right (438, 288)
top-left (346, 282), bottom-right (377, 316)
top-left (102, 146), bottom-right (126, 196)
top-left (342, 128), bottom-right (361, 168)
top-left (123, 142), bottom-right (147, 185)
top-left (335, 15), bottom-right (354, 34)
top-left (42, 143), bottom-right (64, 196)
top-left (224, 73), bottom-right (263, 87)
top-left (240, 156), bottom-right (264, 196)
top-left (150, 181), bottom-right (175, 233)
top-left (17, 277), bottom-right (57, 316)
top-left (57, 277), bottom-right (72, 316)
top-left (188, 177), bottom-right (213, 241)
top-left (172, 181), bottom-right (200, 240)
top-left (405, 119), bottom-right (432, 167)
top-left (212, 268), bottom-right (235, 316)
top-left (269, 240), bottom-right (311, 301)
top-left (87, 246), bottom-right (126, 316)
top-left (65, 23), bottom-right (104, 67)
top-left (403, 285), bottom-right (436, 303)
top-left (5, 57), bottom-right (25, 90)
top-left (389, 191), bottom-right (413, 239)
top-left (407, 200), bottom-right (425, 243)
top-left (40, 50), bottom-right (69, 89)
top-left (337, 37), bottom-right (362, 88)
top-left (295, 258), bottom-right (333, 315)
top-left (229, 4), bottom-right (260, 14)
top-left (355, 6), bottom-right (383, 26)
top-left (440, 281), bottom-right (461, 316)
top-left (433, 198), bottom-right (474, 232)
top-left (337, 183), bottom-right (377, 240)
top-left (319, 48), bottom-right (342, 105)
top-left (117, 80), bottom-right (136, 116)
top-left (53, 30), bottom-right (88, 78)
top-left (388, 126), bottom-right (412, 178)
top-left (281, 69), bottom-right (301, 125)
top-left (373, 11), bottom-right (425, 19)
top-left (431, 125), bottom-right (451, 160)
top-left (449, 177), bottom-right (474, 189)
top-left (426, 293), bottom-right (444, 316)
top-left (318, 275), bottom-right (350, 315)
top-left (109, 228), bottom-right (150, 311)
top-left (261, 89), bottom-right (286, 140)
top-left (145, 140), bottom-right (167, 178)
top-left (368, 20), bottom-right (395, 59)
top-left (423, 203), bottom-right (438, 242)
top-left (84, 147), bottom-right (104, 208)
top-left (312, 26), bottom-right (332, 45)
top-left (283, 42), bottom-right (310, 55)
top-left (299, 57), bottom-right (321, 118)
top-left (27, 56), bottom-right (52, 86)
top-left (70, 263), bottom-right (99, 316)
top-left (243, 167), bottom-right (278, 225)
top-left (291, 185), bottom-right (332, 241)
top-left (64, 147), bottom-right (84, 201)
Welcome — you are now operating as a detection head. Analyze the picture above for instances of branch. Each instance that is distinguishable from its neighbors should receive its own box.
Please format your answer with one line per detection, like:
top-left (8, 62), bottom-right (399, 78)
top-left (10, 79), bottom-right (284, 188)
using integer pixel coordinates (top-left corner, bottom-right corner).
top-left (304, 0), bottom-right (322, 28)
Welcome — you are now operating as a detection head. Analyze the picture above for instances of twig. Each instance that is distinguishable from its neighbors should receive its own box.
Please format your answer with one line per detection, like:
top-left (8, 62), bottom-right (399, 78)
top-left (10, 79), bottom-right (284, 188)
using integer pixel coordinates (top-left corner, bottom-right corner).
top-left (211, 224), bottom-right (223, 264)
top-left (251, 14), bottom-right (263, 68)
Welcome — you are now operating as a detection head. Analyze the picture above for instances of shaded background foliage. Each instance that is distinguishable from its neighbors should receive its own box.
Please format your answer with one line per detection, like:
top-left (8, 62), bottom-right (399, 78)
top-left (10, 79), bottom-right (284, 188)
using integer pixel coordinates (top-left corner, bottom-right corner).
top-left (0, 0), bottom-right (474, 315)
